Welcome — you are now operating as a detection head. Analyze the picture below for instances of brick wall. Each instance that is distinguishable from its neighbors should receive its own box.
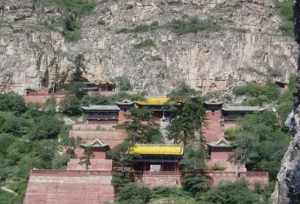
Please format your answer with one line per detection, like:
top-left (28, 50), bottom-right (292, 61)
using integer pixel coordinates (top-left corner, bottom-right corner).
top-left (202, 111), bottom-right (224, 142)
top-left (24, 94), bottom-right (65, 105)
top-left (69, 129), bottom-right (127, 148)
top-left (206, 171), bottom-right (269, 187)
top-left (136, 172), bottom-right (181, 188)
top-left (24, 170), bottom-right (114, 204)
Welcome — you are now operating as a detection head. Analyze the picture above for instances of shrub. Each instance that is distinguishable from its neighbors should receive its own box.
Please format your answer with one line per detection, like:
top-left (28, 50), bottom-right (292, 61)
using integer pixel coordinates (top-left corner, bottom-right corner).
top-left (115, 76), bottom-right (132, 91)
top-left (51, 0), bottom-right (96, 41)
top-left (0, 93), bottom-right (26, 113)
top-left (117, 21), bottom-right (160, 33)
top-left (233, 83), bottom-right (280, 105)
top-left (61, 95), bottom-right (82, 116)
top-left (133, 39), bottom-right (156, 49)
top-left (130, 108), bottom-right (152, 121)
top-left (182, 173), bottom-right (209, 196)
top-left (197, 181), bottom-right (262, 204)
top-left (169, 17), bottom-right (221, 35)
top-left (277, 0), bottom-right (294, 36)
top-left (117, 183), bottom-right (152, 204)
top-left (30, 115), bottom-right (62, 140)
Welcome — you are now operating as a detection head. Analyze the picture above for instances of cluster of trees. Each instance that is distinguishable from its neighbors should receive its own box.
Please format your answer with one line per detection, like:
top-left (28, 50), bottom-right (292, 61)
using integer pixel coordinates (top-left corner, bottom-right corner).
top-left (114, 180), bottom-right (270, 204)
top-left (231, 77), bottom-right (295, 179)
top-left (233, 82), bottom-right (280, 106)
top-left (0, 93), bottom-right (70, 203)
top-left (232, 112), bottom-right (290, 179)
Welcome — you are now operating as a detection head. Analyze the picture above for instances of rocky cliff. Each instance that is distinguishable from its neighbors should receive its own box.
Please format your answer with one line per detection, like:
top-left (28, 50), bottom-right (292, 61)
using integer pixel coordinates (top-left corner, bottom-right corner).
top-left (272, 0), bottom-right (300, 203)
top-left (0, 0), bottom-right (298, 95)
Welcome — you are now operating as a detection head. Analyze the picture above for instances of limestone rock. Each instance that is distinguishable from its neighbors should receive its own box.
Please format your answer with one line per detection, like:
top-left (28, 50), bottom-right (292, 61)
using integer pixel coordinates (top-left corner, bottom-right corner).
top-left (0, 0), bottom-right (297, 95)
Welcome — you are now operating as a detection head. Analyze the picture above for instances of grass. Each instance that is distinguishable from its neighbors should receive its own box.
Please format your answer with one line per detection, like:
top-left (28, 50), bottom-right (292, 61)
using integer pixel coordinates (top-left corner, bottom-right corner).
top-left (133, 39), bottom-right (156, 49)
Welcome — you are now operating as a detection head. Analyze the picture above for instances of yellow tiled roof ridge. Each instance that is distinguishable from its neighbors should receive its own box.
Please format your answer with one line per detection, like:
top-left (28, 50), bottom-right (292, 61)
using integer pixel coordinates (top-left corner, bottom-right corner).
top-left (136, 96), bottom-right (171, 106)
top-left (128, 144), bottom-right (184, 156)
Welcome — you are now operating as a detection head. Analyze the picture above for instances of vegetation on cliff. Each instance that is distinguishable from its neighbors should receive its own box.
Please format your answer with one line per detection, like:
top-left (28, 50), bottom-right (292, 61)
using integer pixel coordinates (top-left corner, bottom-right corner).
top-left (0, 93), bottom-right (70, 203)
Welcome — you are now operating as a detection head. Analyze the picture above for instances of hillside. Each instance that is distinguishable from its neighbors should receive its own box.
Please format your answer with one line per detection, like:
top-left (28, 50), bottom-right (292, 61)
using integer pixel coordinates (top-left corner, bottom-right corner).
top-left (0, 0), bottom-right (297, 95)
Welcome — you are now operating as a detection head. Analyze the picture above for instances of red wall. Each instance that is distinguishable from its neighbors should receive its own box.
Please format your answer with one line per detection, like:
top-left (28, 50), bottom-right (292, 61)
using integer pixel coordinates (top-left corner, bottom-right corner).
top-left (202, 111), bottom-right (224, 142)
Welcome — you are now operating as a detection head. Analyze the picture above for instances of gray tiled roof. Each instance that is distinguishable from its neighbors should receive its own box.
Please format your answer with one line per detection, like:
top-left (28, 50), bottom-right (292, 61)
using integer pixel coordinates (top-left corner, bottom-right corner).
top-left (82, 105), bottom-right (120, 111)
top-left (222, 105), bottom-right (264, 112)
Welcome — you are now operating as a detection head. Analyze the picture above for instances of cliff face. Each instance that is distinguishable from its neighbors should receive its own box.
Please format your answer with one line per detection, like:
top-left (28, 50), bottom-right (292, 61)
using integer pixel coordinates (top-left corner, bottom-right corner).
top-left (0, 0), bottom-right (298, 95)
top-left (272, 1), bottom-right (300, 203)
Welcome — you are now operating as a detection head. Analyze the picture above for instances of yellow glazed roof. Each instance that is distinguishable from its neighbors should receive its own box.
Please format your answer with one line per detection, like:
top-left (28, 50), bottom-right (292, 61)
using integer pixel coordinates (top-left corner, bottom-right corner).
top-left (128, 144), bottom-right (184, 156)
top-left (136, 96), bottom-right (171, 106)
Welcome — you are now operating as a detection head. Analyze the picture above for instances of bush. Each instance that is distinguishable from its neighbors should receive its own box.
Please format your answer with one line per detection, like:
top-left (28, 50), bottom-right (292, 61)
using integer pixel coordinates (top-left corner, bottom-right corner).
top-left (30, 115), bottom-right (62, 140)
top-left (0, 93), bottom-right (26, 113)
top-left (169, 17), bottom-right (221, 35)
top-left (115, 76), bottom-right (132, 91)
top-left (61, 95), bottom-right (82, 116)
top-left (277, 0), bottom-right (293, 36)
top-left (51, 0), bottom-right (96, 41)
top-left (233, 112), bottom-right (290, 179)
top-left (133, 39), bottom-right (156, 49)
top-left (130, 108), bottom-right (152, 121)
top-left (117, 21), bottom-right (160, 33)
top-left (197, 181), bottom-right (262, 204)
top-left (182, 173), bottom-right (209, 196)
top-left (233, 83), bottom-right (280, 105)
top-left (117, 183), bottom-right (152, 204)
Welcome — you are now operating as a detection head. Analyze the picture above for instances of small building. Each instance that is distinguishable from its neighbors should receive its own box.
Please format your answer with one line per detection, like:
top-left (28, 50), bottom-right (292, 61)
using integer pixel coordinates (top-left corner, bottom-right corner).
top-left (80, 139), bottom-right (110, 159)
top-left (207, 138), bottom-right (246, 172)
top-left (129, 144), bottom-right (183, 188)
top-left (129, 144), bottom-right (183, 172)
top-left (79, 82), bottom-right (100, 93)
top-left (135, 96), bottom-right (177, 118)
top-left (68, 139), bottom-right (113, 171)
top-left (204, 101), bottom-right (223, 111)
top-left (97, 81), bottom-right (116, 92)
top-left (222, 105), bottom-right (264, 130)
top-left (82, 105), bottom-right (120, 122)
top-left (116, 99), bottom-right (134, 112)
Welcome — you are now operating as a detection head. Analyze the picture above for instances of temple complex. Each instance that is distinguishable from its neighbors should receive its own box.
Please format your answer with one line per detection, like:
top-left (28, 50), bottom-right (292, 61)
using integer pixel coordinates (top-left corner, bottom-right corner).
top-left (23, 95), bottom-right (269, 203)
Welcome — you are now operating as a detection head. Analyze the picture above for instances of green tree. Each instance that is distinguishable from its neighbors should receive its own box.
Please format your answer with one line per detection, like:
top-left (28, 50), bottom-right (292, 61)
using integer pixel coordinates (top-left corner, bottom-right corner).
top-left (61, 95), bottom-right (82, 116)
top-left (233, 112), bottom-right (290, 179)
top-left (197, 181), bottom-right (263, 204)
top-left (115, 76), bottom-right (132, 91)
top-left (30, 115), bottom-right (62, 140)
top-left (0, 93), bottom-right (26, 113)
top-left (79, 146), bottom-right (94, 170)
top-left (117, 183), bottom-right (152, 204)
top-left (168, 96), bottom-right (205, 145)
